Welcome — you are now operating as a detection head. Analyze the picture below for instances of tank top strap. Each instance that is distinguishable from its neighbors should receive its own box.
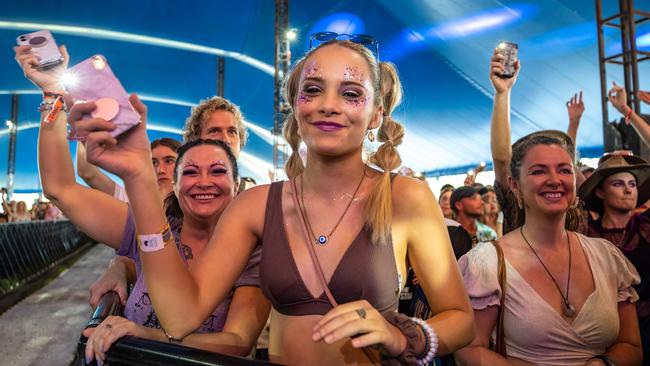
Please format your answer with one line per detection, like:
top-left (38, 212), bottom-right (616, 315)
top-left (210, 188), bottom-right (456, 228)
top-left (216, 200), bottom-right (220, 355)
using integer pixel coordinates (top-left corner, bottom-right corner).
top-left (262, 181), bottom-right (285, 243)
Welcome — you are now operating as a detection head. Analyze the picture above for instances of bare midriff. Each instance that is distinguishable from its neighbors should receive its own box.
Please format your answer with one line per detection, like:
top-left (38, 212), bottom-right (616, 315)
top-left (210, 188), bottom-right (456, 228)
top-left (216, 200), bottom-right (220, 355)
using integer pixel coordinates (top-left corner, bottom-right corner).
top-left (268, 309), bottom-right (380, 366)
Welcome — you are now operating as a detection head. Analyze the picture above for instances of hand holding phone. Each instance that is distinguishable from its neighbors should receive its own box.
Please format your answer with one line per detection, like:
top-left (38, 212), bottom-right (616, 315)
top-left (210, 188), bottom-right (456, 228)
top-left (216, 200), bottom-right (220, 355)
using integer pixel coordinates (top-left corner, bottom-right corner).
top-left (16, 30), bottom-right (63, 69)
top-left (14, 32), bottom-right (68, 92)
top-left (496, 41), bottom-right (518, 79)
top-left (65, 55), bottom-right (141, 138)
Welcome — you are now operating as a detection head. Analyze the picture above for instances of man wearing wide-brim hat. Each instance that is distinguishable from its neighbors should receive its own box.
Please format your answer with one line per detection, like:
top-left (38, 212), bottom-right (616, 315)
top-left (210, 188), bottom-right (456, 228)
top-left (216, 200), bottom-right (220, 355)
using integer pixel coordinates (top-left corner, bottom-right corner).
top-left (578, 152), bottom-right (650, 361)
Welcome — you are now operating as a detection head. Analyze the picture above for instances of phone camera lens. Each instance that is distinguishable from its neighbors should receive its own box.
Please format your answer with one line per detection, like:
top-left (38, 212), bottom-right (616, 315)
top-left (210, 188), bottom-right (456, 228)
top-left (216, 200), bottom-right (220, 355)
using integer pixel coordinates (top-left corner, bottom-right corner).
top-left (19, 36), bottom-right (27, 41)
top-left (29, 36), bottom-right (46, 46)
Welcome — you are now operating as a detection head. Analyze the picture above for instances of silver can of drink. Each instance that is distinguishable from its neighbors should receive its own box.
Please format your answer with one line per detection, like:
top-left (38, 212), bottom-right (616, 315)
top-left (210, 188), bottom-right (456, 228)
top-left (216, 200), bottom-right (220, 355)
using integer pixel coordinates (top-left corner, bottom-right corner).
top-left (496, 41), bottom-right (518, 78)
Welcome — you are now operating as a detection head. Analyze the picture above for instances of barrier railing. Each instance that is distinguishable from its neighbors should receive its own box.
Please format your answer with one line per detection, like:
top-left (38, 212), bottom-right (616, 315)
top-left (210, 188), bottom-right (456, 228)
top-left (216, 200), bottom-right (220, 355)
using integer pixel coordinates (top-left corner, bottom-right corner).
top-left (0, 220), bottom-right (88, 294)
top-left (75, 292), bottom-right (279, 366)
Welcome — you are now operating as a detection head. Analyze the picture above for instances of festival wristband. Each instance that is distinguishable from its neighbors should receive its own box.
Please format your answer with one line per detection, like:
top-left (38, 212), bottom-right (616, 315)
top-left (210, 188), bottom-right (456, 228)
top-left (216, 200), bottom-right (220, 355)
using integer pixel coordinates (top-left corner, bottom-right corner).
top-left (624, 107), bottom-right (632, 125)
top-left (137, 224), bottom-right (173, 252)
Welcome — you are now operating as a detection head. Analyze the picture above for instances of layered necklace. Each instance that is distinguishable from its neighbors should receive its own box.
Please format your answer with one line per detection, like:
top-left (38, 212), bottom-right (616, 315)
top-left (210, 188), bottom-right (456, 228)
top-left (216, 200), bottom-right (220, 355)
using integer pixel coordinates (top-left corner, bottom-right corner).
top-left (520, 226), bottom-right (576, 318)
top-left (293, 165), bottom-right (366, 246)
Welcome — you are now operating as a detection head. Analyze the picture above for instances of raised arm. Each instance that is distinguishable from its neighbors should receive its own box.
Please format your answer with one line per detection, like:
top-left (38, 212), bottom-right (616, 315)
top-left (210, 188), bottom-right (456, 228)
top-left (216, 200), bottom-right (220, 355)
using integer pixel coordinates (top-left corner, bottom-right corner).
top-left (14, 45), bottom-right (127, 248)
top-left (566, 91), bottom-right (584, 144)
top-left (490, 50), bottom-right (520, 187)
top-left (76, 142), bottom-right (118, 196)
top-left (609, 82), bottom-right (650, 147)
top-left (75, 105), bottom-right (264, 338)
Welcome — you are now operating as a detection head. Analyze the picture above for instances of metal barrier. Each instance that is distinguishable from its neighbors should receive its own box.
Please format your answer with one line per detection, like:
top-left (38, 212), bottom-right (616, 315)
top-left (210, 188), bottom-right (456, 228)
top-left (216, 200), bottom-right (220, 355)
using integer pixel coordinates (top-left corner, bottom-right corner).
top-left (75, 292), bottom-right (280, 366)
top-left (0, 220), bottom-right (88, 294)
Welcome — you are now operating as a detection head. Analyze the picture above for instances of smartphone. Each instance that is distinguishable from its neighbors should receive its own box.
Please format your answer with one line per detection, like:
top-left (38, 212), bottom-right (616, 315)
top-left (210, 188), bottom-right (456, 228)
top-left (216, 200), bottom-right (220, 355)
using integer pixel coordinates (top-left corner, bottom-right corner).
top-left (16, 30), bottom-right (63, 69)
top-left (65, 55), bottom-right (141, 138)
top-left (496, 41), bottom-right (518, 78)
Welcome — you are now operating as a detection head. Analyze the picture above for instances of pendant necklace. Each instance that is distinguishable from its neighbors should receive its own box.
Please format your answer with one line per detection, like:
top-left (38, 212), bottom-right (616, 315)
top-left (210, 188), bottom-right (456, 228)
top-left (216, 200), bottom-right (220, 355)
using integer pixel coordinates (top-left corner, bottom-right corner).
top-left (294, 165), bottom-right (366, 246)
top-left (520, 226), bottom-right (576, 318)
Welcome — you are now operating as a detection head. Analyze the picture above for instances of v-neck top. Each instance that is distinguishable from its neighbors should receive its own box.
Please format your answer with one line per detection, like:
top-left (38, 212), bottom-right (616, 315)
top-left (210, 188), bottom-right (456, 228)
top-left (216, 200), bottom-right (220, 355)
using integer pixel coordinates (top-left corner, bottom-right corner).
top-left (259, 181), bottom-right (400, 316)
top-left (459, 233), bottom-right (640, 366)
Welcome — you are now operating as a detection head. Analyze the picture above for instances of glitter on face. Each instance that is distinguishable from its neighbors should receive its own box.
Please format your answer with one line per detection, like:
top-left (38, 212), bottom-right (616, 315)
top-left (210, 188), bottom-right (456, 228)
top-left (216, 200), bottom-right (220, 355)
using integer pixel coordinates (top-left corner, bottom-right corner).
top-left (343, 66), bottom-right (363, 82)
top-left (345, 96), bottom-right (368, 109)
top-left (304, 61), bottom-right (321, 79)
top-left (298, 93), bottom-right (312, 105)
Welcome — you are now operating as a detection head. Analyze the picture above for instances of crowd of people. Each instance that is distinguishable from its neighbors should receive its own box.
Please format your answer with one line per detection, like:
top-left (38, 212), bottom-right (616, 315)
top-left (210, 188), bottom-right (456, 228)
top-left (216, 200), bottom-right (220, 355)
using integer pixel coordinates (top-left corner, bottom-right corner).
top-left (0, 189), bottom-right (63, 223)
top-left (10, 30), bottom-right (650, 365)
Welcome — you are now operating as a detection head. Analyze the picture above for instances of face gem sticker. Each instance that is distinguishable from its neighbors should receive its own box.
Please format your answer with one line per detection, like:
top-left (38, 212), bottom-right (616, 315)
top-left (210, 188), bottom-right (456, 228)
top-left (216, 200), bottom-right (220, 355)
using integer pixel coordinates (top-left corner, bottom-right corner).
top-left (343, 66), bottom-right (363, 82)
top-left (91, 97), bottom-right (120, 121)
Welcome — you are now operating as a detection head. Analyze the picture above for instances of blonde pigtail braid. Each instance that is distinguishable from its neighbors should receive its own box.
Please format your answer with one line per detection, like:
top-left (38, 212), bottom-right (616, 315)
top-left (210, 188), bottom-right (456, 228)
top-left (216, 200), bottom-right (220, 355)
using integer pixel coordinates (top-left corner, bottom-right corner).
top-left (365, 62), bottom-right (404, 245)
top-left (281, 58), bottom-right (307, 179)
top-left (283, 112), bottom-right (304, 179)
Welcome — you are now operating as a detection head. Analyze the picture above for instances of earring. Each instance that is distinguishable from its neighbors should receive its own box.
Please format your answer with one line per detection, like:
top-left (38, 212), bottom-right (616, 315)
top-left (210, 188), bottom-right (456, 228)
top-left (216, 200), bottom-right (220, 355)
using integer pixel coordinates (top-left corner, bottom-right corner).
top-left (367, 130), bottom-right (375, 142)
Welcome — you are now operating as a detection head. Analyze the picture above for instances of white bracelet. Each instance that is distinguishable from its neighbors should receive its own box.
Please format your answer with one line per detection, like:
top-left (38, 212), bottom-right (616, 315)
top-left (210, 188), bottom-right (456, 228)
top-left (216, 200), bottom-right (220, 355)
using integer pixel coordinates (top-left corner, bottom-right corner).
top-left (411, 317), bottom-right (438, 365)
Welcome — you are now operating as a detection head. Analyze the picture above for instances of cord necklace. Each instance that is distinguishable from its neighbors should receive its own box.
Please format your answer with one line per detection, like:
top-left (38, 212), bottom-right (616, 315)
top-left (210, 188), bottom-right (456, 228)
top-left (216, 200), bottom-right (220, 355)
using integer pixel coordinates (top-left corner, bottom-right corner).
top-left (520, 226), bottom-right (575, 318)
top-left (296, 165), bottom-right (366, 245)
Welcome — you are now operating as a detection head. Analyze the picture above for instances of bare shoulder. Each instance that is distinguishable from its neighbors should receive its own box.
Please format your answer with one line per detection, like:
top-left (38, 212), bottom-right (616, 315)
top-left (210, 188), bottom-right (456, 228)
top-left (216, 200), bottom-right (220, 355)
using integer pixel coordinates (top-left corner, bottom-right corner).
top-left (391, 175), bottom-right (437, 215)
top-left (221, 183), bottom-right (274, 235)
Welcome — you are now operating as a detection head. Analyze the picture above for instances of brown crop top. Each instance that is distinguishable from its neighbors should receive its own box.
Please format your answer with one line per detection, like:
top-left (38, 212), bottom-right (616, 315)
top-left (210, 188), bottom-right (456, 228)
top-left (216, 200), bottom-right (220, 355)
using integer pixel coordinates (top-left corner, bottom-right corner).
top-left (260, 181), bottom-right (400, 316)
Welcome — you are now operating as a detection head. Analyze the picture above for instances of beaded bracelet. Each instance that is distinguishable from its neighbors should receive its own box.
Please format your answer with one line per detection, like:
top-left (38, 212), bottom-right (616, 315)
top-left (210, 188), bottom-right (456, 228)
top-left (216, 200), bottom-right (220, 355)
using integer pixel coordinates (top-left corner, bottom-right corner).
top-left (411, 317), bottom-right (438, 365)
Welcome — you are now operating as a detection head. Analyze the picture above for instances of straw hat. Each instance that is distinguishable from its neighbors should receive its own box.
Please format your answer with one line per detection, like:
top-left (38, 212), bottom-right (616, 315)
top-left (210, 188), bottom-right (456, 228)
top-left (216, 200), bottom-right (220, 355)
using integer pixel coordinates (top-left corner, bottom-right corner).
top-left (577, 153), bottom-right (650, 212)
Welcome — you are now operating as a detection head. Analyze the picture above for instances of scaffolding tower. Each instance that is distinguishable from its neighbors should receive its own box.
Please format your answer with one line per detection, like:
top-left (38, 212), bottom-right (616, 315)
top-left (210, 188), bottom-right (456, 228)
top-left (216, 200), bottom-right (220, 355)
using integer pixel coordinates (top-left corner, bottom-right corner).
top-left (596, 0), bottom-right (650, 157)
top-left (272, 0), bottom-right (291, 181)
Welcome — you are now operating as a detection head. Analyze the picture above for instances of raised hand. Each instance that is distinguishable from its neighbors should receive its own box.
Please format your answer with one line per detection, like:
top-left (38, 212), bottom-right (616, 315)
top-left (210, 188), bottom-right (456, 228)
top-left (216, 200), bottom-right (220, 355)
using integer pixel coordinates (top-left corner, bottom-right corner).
top-left (608, 81), bottom-right (629, 115)
top-left (67, 94), bottom-right (152, 181)
top-left (566, 91), bottom-right (584, 123)
top-left (14, 45), bottom-right (69, 92)
top-left (489, 49), bottom-right (520, 94)
top-left (312, 300), bottom-right (406, 357)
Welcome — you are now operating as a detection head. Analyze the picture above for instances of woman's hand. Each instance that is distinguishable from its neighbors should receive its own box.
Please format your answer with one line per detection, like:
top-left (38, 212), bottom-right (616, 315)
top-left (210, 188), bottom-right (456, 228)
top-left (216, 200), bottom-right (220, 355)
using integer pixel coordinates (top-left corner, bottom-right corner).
top-left (608, 81), bottom-right (629, 115)
top-left (489, 49), bottom-right (520, 94)
top-left (312, 300), bottom-right (407, 357)
top-left (67, 94), bottom-right (152, 181)
top-left (14, 45), bottom-right (69, 92)
top-left (88, 259), bottom-right (130, 309)
top-left (82, 316), bottom-right (156, 365)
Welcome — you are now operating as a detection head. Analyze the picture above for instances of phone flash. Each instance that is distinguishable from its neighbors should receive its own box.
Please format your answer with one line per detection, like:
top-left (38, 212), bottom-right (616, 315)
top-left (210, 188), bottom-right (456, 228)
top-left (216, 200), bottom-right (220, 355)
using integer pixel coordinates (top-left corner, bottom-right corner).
top-left (92, 56), bottom-right (106, 70)
top-left (480, 162), bottom-right (486, 167)
top-left (498, 42), bottom-right (508, 49)
top-left (467, 169), bottom-right (475, 176)
top-left (60, 72), bottom-right (78, 88)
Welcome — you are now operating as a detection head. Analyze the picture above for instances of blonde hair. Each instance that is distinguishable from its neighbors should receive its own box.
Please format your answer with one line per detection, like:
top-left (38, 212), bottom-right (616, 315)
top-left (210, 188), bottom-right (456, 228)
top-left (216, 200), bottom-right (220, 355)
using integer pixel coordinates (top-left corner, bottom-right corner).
top-left (183, 96), bottom-right (248, 148)
top-left (282, 40), bottom-right (404, 245)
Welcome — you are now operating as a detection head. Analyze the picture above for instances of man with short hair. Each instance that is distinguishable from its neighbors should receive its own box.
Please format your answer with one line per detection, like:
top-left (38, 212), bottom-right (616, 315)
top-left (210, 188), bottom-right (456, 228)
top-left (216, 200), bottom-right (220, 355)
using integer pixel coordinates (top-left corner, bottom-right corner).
top-left (450, 186), bottom-right (497, 245)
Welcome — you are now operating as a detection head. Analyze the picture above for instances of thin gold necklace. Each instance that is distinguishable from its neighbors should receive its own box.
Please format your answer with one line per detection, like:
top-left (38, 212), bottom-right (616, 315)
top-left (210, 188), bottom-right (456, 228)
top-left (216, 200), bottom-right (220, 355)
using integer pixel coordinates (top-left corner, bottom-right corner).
top-left (295, 165), bottom-right (366, 246)
top-left (520, 226), bottom-right (576, 318)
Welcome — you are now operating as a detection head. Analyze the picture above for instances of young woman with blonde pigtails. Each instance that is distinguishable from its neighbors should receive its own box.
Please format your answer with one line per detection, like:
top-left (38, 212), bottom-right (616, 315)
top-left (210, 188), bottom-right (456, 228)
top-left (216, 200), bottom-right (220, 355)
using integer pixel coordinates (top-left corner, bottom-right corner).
top-left (73, 38), bottom-right (474, 365)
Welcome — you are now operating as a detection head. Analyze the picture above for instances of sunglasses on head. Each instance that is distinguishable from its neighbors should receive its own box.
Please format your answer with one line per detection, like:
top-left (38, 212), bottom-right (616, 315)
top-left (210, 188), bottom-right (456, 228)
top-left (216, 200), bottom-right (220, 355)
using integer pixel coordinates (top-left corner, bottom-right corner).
top-left (309, 31), bottom-right (380, 60)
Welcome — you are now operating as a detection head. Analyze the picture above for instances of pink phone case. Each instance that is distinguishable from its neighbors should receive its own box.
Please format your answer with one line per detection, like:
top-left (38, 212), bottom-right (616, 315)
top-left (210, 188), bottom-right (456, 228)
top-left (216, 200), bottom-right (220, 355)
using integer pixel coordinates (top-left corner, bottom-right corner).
top-left (65, 55), bottom-right (140, 137)
top-left (16, 30), bottom-right (63, 69)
